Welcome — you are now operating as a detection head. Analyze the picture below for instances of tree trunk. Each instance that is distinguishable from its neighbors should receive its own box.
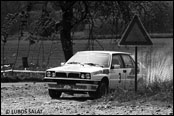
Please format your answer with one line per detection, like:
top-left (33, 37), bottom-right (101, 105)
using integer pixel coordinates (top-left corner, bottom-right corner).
top-left (60, 7), bottom-right (73, 61)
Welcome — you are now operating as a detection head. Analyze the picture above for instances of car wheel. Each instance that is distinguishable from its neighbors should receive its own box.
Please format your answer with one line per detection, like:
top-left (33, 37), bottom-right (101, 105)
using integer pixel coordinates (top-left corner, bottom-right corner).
top-left (88, 91), bottom-right (97, 98)
top-left (98, 81), bottom-right (108, 97)
top-left (48, 89), bottom-right (62, 99)
top-left (89, 81), bottom-right (108, 99)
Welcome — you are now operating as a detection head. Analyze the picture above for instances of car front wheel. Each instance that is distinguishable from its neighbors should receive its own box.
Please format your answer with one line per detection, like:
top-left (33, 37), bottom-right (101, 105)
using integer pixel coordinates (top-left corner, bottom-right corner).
top-left (89, 81), bottom-right (108, 98)
top-left (48, 89), bottom-right (62, 99)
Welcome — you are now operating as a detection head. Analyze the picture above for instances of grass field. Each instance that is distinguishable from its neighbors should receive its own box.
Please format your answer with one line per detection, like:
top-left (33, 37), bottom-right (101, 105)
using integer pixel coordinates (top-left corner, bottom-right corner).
top-left (1, 37), bottom-right (173, 68)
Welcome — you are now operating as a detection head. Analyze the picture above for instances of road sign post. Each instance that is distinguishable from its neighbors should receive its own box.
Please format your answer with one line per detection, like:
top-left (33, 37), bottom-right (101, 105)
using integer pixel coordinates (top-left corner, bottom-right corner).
top-left (135, 46), bottom-right (137, 92)
top-left (2, 36), bottom-right (6, 73)
top-left (119, 14), bottom-right (153, 92)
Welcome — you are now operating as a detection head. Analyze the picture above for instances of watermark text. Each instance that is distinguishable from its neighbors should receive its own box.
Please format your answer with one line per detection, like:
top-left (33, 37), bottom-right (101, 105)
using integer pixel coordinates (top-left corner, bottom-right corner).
top-left (5, 108), bottom-right (43, 115)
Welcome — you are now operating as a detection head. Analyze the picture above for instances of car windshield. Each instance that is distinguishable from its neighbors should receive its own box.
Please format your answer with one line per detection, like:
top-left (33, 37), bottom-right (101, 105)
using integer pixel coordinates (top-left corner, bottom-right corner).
top-left (66, 52), bottom-right (110, 68)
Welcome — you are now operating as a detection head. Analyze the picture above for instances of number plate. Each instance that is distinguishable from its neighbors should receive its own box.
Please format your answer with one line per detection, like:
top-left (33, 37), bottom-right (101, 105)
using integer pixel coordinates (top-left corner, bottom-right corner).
top-left (64, 85), bottom-right (71, 89)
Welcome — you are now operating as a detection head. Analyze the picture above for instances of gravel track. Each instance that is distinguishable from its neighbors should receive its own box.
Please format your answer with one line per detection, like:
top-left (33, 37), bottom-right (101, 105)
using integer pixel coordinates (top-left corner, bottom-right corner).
top-left (1, 82), bottom-right (173, 115)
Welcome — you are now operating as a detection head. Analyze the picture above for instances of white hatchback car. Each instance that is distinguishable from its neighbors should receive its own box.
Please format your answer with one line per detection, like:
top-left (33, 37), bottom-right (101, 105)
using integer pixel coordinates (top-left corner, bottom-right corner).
top-left (44, 51), bottom-right (143, 98)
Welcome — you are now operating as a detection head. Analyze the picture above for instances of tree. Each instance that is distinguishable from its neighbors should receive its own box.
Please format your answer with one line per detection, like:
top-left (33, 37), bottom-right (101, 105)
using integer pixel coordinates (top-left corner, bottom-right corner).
top-left (148, 1), bottom-right (172, 33)
top-left (51, 1), bottom-right (88, 61)
top-left (29, 1), bottom-right (89, 61)
top-left (41, 1), bottom-right (154, 61)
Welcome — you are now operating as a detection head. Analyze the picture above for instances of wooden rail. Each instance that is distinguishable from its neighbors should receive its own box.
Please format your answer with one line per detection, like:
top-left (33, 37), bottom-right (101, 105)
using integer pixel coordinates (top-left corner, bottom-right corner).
top-left (1, 69), bottom-right (45, 74)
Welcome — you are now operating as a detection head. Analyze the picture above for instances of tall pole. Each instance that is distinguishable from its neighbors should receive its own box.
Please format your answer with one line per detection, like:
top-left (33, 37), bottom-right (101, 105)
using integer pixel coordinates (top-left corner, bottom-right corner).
top-left (2, 42), bottom-right (5, 72)
top-left (135, 46), bottom-right (138, 92)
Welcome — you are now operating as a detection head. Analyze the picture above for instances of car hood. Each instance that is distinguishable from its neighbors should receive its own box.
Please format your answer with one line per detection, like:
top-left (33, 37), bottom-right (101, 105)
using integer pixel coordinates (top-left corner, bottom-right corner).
top-left (47, 64), bottom-right (103, 73)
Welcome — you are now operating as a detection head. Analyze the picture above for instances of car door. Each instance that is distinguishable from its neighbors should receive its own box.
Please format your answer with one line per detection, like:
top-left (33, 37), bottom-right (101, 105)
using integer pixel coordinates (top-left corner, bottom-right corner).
top-left (109, 54), bottom-right (126, 89)
top-left (121, 54), bottom-right (136, 90)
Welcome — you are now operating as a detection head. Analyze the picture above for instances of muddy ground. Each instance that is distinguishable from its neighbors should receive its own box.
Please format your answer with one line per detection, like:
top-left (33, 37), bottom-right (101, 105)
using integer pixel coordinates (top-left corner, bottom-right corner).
top-left (1, 82), bottom-right (173, 115)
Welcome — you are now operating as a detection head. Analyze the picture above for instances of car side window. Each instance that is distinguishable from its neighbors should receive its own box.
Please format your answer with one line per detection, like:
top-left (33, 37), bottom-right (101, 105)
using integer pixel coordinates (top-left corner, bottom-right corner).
top-left (122, 55), bottom-right (135, 68)
top-left (112, 55), bottom-right (123, 68)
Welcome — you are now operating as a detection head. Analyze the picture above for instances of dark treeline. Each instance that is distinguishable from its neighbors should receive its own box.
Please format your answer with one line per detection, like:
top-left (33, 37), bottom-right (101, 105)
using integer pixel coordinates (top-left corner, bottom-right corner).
top-left (1, 1), bottom-right (173, 61)
top-left (1, 1), bottom-right (173, 35)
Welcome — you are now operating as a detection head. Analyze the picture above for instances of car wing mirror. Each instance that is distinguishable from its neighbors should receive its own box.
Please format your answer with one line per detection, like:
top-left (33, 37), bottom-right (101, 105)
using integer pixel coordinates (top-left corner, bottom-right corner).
top-left (111, 64), bottom-right (120, 69)
top-left (60, 62), bottom-right (65, 66)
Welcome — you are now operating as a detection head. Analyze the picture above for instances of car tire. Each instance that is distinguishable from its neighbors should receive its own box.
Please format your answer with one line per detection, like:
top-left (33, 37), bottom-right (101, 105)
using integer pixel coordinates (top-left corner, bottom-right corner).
top-left (89, 81), bottom-right (108, 99)
top-left (88, 91), bottom-right (97, 98)
top-left (98, 81), bottom-right (108, 97)
top-left (48, 89), bottom-right (62, 99)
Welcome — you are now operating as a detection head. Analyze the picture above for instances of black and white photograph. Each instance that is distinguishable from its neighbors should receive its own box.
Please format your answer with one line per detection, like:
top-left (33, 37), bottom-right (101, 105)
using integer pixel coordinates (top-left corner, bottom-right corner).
top-left (1, 1), bottom-right (173, 115)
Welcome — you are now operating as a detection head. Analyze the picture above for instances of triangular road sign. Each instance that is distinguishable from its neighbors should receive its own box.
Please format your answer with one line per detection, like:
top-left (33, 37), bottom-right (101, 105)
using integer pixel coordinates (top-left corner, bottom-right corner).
top-left (119, 15), bottom-right (153, 45)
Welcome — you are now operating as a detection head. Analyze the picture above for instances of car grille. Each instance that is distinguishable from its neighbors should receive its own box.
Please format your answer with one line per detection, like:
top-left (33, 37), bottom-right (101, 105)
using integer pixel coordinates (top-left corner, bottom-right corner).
top-left (56, 72), bottom-right (67, 77)
top-left (55, 72), bottom-right (80, 78)
top-left (68, 73), bottom-right (80, 78)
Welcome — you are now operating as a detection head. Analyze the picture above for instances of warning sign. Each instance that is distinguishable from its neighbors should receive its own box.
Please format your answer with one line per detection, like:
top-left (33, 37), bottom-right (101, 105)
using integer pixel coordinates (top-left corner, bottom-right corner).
top-left (119, 15), bottom-right (153, 45)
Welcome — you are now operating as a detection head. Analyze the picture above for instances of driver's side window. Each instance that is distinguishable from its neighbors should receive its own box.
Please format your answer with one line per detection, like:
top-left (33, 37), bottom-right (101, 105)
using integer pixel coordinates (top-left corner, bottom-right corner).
top-left (112, 55), bottom-right (123, 68)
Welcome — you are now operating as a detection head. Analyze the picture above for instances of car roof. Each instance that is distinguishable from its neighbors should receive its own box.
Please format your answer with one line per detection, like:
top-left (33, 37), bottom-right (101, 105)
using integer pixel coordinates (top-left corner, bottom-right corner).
top-left (77, 51), bottom-right (131, 55)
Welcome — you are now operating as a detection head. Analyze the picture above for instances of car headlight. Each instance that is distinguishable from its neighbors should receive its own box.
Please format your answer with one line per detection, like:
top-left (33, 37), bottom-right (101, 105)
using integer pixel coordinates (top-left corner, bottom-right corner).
top-left (80, 73), bottom-right (91, 79)
top-left (86, 73), bottom-right (91, 79)
top-left (81, 74), bottom-right (85, 79)
top-left (52, 72), bottom-right (56, 77)
top-left (46, 71), bottom-right (51, 77)
top-left (46, 71), bottom-right (56, 77)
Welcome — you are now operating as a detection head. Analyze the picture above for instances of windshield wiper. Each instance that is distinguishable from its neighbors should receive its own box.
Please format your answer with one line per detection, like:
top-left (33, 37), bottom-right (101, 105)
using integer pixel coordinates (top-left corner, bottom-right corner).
top-left (67, 62), bottom-right (84, 66)
top-left (84, 63), bottom-right (103, 67)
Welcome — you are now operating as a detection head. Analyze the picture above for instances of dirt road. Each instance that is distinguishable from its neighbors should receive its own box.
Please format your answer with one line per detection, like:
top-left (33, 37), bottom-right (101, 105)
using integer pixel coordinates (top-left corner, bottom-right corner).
top-left (1, 82), bottom-right (173, 115)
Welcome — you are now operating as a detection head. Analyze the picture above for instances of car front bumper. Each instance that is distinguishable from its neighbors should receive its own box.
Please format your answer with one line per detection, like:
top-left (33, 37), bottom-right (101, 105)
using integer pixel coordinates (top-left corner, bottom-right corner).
top-left (44, 77), bottom-right (99, 92)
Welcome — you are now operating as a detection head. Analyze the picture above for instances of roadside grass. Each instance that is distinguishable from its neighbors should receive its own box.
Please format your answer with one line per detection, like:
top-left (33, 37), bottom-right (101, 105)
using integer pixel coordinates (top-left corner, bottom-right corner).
top-left (145, 47), bottom-right (173, 84)
top-left (142, 46), bottom-right (173, 93)
top-left (100, 46), bottom-right (173, 103)
top-left (99, 84), bottom-right (173, 104)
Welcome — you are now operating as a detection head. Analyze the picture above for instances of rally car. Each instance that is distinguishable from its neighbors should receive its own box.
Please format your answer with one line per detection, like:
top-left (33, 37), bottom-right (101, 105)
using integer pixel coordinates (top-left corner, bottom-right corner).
top-left (44, 51), bottom-right (144, 99)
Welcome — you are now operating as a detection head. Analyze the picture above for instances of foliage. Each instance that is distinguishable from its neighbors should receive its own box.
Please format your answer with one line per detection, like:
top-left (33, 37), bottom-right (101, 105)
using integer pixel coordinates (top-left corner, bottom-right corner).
top-left (142, 1), bottom-right (173, 33)
top-left (1, 1), bottom-right (173, 37)
top-left (1, 1), bottom-right (173, 61)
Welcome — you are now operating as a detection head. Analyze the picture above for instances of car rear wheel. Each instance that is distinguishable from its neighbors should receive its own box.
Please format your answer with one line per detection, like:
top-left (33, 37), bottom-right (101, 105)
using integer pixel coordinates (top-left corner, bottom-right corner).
top-left (48, 89), bottom-right (62, 99)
